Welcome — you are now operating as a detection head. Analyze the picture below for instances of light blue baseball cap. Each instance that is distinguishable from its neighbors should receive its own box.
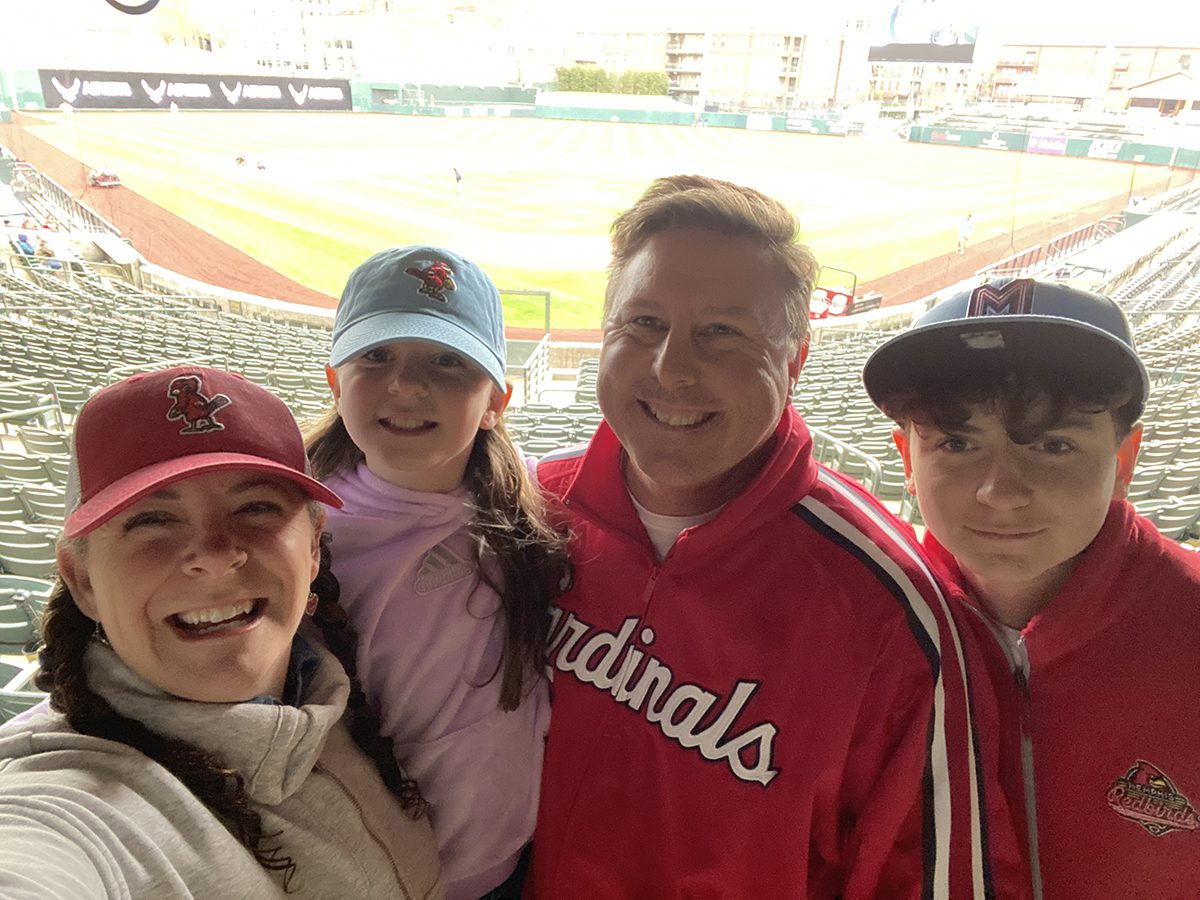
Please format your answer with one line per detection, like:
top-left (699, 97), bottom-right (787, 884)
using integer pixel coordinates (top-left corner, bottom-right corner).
top-left (329, 245), bottom-right (507, 390)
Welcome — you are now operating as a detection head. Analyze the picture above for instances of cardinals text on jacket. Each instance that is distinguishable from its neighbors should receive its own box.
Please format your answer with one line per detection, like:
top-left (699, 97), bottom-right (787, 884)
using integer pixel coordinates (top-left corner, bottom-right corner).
top-left (546, 608), bottom-right (779, 787)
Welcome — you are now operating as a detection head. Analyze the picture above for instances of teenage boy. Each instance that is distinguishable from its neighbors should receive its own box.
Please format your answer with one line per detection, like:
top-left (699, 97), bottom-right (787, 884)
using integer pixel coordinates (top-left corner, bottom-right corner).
top-left (864, 277), bottom-right (1200, 898)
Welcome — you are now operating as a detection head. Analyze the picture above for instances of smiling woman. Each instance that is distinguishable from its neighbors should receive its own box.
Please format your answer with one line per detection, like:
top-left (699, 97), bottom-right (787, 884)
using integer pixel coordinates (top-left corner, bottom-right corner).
top-left (0, 366), bottom-right (444, 898)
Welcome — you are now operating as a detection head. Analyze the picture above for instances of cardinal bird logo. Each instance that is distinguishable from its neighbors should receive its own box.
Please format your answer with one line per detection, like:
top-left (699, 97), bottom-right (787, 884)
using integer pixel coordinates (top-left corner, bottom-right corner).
top-left (165, 375), bottom-right (232, 434)
top-left (1107, 760), bottom-right (1200, 837)
top-left (405, 261), bottom-right (457, 302)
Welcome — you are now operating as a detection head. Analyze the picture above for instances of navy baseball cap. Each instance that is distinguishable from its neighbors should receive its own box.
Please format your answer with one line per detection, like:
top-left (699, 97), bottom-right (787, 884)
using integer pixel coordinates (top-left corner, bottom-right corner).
top-left (329, 245), bottom-right (507, 390)
top-left (863, 277), bottom-right (1149, 418)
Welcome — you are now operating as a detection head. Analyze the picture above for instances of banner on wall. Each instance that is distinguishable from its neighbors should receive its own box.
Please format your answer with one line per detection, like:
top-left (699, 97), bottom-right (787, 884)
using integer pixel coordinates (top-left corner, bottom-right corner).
top-left (37, 70), bottom-right (351, 111)
top-left (1086, 139), bottom-right (1123, 160)
top-left (1028, 134), bottom-right (1068, 155)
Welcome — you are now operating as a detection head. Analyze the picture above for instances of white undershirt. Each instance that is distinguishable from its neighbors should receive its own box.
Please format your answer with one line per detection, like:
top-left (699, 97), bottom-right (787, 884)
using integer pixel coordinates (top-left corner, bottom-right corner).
top-left (629, 493), bottom-right (722, 560)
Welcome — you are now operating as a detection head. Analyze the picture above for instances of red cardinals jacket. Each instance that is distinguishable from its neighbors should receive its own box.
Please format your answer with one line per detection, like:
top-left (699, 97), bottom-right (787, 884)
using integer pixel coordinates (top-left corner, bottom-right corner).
top-left (928, 500), bottom-right (1200, 899)
top-left (531, 407), bottom-right (1023, 899)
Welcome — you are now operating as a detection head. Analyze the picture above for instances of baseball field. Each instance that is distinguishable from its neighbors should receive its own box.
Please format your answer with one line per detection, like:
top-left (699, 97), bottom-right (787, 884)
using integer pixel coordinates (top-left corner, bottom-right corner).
top-left (12, 110), bottom-right (1182, 330)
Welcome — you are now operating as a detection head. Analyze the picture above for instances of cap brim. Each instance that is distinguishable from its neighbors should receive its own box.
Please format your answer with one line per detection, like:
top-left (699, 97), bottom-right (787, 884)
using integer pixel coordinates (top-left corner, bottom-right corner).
top-left (64, 452), bottom-right (343, 539)
top-left (329, 310), bottom-right (506, 390)
top-left (863, 315), bottom-right (1150, 411)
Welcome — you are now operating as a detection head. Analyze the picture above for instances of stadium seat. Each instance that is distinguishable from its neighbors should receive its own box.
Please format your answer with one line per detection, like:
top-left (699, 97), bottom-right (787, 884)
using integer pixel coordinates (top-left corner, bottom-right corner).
top-left (16, 427), bottom-right (70, 457)
top-left (875, 462), bottom-right (909, 504)
top-left (1154, 465), bottom-right (1200, 500)
top-left (0, 524), bottom-right (58, 579)
top-left (1151, 496), bottom-right (1200, 541)
top-left (17, 485), bottom-right (66, 526)
top-left (0, 452), bottom-right (50, 484)
top-left (0, 660), bottom-right (22, 688)
top-left (1126, 466), bottom-right (1165, 503)
top-left (0, 690), bottom-right (45, 723)
top-left (0, 594), bottom-right (41, 656)
top-left (0, 483), bottom-right (27, 523)
top-left (0, 582), bottom-right (48, 629)
top-left (899, 493), bottom-right (924, 527)
top-left (563, 403), bottom-right (600, 416)
top-left (522, 438), bottom-right (573, 455)
top-left (36, 455), bottom-right (69, 486)
top-left (0, 574), bottom-right (54, 612)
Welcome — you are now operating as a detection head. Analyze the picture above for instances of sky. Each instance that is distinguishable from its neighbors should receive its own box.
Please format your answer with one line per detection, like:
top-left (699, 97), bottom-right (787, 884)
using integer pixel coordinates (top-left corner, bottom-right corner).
top-left (572, 0), bottom-right (1200, 46)
top-left (6, 0), bottom-right (1200, 64)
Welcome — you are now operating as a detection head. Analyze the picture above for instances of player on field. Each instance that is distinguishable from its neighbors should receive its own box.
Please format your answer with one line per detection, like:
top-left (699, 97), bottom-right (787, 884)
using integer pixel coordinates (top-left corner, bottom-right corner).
top-left (865, 277), bottom-right (1200, 898)
top-left (528, 175), bottom-right (1026, 898)
top-left (957, 212), bottom-right (974, 254)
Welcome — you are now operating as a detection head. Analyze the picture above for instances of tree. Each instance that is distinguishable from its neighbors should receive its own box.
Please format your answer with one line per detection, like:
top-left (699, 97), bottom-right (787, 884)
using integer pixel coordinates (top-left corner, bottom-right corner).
top-left (554, 65), bottom-right (613, 93)
top-left (554, 66), bottom-right (667, 95)
top-left (616, 71), bottom-right (668, 96)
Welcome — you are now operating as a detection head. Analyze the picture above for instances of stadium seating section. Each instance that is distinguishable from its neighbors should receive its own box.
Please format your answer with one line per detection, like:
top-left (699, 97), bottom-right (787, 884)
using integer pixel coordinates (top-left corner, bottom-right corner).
top-left (2, 163), bottom-right (1199, 719)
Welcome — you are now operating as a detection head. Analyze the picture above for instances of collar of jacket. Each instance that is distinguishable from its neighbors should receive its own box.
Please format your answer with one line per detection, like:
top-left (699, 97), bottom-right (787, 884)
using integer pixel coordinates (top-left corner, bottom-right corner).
top-left (553, 405), bottom-right (819, 558)
top-left (83, 623), bottom-right (349, 806)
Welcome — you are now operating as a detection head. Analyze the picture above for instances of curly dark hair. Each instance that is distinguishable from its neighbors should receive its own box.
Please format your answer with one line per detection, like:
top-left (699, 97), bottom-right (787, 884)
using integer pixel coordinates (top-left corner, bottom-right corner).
top-left (35, 531), bottom-right (426, 892)
top-left (879, 363), bottom-right (1142, 443)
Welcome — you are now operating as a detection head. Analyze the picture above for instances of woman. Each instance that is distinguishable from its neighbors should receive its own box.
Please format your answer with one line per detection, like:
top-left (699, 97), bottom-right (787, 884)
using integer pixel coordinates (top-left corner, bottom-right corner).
top-left (0, 365), bottom-right (444, 898)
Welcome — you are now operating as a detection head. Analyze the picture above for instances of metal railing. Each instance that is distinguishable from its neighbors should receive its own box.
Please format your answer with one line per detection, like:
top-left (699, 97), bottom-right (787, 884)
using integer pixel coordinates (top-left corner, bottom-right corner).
top-left (978, 214), bottom-right (1127, 280)
top-left (510, 333), bottom-right (553, 402)
top-left (11, 163), bottom-right (122, 237)
top-left (0, 378), bottom-right (66, 432)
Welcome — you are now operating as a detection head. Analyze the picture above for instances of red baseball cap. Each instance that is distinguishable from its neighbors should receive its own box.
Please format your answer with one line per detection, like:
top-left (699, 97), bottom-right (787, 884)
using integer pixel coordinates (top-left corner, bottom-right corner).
top-left (63, 365), bottom-right (341, 538)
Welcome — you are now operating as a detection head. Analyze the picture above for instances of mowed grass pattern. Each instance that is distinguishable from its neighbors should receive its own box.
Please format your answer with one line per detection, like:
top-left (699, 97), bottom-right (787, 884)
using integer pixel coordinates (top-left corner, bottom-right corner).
top-left (23, 111), bottom-right (1168, 329)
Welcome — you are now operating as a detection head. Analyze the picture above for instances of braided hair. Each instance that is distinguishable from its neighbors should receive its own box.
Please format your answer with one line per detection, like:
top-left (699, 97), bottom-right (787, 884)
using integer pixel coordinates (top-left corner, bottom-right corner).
top-left (36, 530), bottom-right (425, 892)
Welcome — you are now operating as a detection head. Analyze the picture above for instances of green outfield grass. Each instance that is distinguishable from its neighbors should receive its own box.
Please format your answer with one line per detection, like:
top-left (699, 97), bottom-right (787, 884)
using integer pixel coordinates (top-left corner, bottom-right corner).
top-left (20, 111), bottom-right (1178, 330)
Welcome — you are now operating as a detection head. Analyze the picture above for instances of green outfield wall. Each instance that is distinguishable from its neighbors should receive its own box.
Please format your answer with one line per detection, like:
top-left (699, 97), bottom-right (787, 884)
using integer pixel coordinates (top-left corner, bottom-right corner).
top-left (909, 124), bottom-right (1200, 170)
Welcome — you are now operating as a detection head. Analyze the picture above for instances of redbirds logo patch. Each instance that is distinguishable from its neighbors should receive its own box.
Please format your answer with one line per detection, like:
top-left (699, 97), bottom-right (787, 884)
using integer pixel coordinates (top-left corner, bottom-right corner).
top-left (405, 261), bottom-right (456, 302)
top-left (1106, 760), bottom-right (1199, 837)
top-left (165, 374), bottom-right (232, 434)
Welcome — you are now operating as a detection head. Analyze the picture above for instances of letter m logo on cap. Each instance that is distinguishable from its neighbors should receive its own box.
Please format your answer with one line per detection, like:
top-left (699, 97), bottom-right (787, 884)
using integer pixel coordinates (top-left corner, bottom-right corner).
top-left (967, 279), bottom-right (1035, 318)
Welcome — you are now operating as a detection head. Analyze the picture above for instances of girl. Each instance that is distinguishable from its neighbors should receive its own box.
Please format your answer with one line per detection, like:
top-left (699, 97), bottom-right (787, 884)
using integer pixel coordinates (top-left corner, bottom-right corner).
top-left (306, 246), bottom-right (568, 900)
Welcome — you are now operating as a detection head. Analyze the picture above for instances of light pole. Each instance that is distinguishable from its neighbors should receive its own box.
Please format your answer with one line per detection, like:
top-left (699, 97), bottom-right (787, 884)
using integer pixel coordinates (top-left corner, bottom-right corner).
top-left (1127, 154), bottom-right (1146, 205)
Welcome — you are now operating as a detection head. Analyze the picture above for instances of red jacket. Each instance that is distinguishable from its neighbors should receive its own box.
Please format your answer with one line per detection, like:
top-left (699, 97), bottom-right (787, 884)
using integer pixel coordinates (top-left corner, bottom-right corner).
top-left (927, 500), bottom-right (1200, 899)
top-left (532, 408), bottom-right (1024, 899)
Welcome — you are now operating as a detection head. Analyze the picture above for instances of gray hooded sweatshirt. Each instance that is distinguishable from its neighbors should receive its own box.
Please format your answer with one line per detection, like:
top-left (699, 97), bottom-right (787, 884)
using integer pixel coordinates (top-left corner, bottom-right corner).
top-left (0, 637), bottom-right (444, 899)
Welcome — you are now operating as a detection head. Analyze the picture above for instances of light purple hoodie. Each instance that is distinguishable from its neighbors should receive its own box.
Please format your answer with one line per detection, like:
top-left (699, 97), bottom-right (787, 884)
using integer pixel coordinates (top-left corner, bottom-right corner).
top-left (323, 462), bottom-right (548, 900)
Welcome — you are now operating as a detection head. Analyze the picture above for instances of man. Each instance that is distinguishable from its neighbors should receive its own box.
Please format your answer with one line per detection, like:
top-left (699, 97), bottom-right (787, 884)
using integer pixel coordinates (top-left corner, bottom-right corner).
top-left (957, 213), bottom-right (974, 255)
top-left (531, 176), bottom-right (1019, 898)
top-left (864, 277), bottom-right (1200, 898)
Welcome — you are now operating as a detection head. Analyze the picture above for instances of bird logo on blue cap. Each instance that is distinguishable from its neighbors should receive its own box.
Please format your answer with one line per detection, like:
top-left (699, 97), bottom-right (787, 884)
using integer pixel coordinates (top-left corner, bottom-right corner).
top-left (405, 261), bottom-right (456, 302)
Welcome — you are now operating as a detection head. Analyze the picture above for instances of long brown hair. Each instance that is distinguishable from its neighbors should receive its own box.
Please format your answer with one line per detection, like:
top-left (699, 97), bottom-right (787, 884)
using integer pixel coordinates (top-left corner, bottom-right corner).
top-left (36, 532), bottom-right (426, 892)
top-left (306, 409), bottom-right (570, 711)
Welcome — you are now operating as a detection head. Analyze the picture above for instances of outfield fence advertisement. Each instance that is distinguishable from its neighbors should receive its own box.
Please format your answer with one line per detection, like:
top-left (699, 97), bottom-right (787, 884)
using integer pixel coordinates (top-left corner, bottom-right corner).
top-left (37, 70), bottom-right (351, 111)
top-left (909, 124), bottom-right (1200, 170)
